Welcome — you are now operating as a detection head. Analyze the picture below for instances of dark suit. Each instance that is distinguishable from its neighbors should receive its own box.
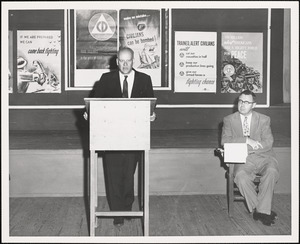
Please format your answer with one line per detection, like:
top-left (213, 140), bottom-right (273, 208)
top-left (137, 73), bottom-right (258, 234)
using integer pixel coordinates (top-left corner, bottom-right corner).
top-left (221, 111), bottom-right (279, 214)
top-left (92, 69), bottom-right (154, 212)
top-left (93, 69), bottom-right (154, 98)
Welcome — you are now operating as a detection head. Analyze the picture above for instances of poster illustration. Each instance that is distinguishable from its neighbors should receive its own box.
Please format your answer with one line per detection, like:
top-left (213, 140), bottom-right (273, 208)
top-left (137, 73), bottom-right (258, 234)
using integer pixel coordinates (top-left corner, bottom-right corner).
top-left (221, 32), bottom-right (263, 93)
top-left (119, 9), bottom-right (161, 87)
top-left (74, 10), bottom-right (118, 87)
top-left (17, 30), bottom-right (61, 93)
top-left (9, 30), bottom-right (13, 93)
top-left (76, 10), bottom-right (117, 69)
top-left (174, 31), bottom-right (217, 93)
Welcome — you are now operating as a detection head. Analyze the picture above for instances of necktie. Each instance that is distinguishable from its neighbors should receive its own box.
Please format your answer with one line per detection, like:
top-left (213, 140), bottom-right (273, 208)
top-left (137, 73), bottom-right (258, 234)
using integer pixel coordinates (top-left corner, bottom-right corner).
top-left (122, 75), bottom-right (128, 98)
top-left (243, 116), bottom-right (250, 137)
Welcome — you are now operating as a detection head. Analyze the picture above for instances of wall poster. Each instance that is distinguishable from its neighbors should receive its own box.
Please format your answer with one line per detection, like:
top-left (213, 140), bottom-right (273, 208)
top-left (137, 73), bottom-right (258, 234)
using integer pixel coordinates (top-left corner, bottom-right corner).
top-left (9, 30), bottom-right (13, 93)
top-left (174, 31), bottom-right (217, 93)
top-left (221, 32), bottom-right (263, 93)
top-left (119, 9), bottom-right (161, 87)
top-left (74, 10), bottom-right (118, 87)
top-left (17, 30), bottom-right (61, 93)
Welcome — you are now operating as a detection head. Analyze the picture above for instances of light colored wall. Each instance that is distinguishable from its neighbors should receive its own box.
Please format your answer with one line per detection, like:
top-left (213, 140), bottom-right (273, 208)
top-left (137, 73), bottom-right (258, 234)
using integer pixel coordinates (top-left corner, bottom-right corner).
top-left (9, 148), bottom-right (291, 197)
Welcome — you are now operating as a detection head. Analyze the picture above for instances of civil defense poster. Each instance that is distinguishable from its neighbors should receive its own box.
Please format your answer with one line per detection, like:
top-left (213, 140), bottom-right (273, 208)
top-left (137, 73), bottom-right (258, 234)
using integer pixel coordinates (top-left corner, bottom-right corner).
top-left (174, 31), bottom-right (217, 93)
top-left (221, 32), bottom-right (263, 93)
top-left (119, 9), bottom-right (161, 87)
top-left (75, 10), bottom-right (118, 87)
top-left (17, 30), bottom-right (61, 93)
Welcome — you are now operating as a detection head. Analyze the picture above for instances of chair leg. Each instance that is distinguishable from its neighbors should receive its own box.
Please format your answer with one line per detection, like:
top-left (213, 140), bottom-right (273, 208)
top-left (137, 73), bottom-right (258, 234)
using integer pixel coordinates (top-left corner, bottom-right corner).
top-left (141, 151), bottom-right (144, 211)
top-left (227, 164), bottom-right (234, 217)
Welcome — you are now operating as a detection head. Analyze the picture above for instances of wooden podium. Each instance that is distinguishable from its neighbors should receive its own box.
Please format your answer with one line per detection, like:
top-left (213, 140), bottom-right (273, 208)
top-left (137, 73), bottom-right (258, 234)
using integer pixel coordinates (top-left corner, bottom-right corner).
top-left (84, 98), bottom-right (156, 236)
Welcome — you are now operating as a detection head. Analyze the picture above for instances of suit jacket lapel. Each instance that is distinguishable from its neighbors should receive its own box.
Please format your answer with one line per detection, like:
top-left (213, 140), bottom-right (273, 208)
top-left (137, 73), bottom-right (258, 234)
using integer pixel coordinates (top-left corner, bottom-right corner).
top-left (131, 70), bottom-right (138, 98)
top-left (250, 111), bottom-right (259, 138)
top-left (233, 112), bottom-right (244, 136)
top-left (113, 71), bottom-right (122, 96)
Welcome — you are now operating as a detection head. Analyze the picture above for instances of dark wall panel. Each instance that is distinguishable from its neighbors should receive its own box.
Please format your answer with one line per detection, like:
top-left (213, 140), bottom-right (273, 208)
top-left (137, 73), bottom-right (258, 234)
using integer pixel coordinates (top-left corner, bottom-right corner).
top-left (270, 9), bottom-right (284, 105)
top-left (9, 106), bottom-right (291, 136)
top-left (8, 9), bottom-right (288, 133)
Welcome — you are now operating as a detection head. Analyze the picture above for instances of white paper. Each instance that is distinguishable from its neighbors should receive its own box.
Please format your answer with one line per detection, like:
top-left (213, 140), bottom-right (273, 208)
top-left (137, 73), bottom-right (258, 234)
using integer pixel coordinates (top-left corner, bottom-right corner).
top-left (224, 143), bottom-right (248, 163)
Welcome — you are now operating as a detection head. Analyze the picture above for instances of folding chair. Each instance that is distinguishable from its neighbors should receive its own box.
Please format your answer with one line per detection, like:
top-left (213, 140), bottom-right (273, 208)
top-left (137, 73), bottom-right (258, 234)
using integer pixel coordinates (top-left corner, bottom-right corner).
top-left (215, 145), bottom-right (261, 217)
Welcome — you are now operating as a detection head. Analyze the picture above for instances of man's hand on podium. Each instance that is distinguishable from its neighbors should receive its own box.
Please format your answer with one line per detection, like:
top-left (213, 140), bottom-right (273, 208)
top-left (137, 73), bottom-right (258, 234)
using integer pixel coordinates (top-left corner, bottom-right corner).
top-left (83, 111), bottom-right (88, 120)
top-left (150, 112), bottom-right (156, 122)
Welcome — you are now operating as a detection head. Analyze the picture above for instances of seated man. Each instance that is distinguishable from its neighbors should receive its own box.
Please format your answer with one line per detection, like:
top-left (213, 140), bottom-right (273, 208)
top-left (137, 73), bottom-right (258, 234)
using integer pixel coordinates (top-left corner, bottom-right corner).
top-left (221, 90), bottom-right (280, 226)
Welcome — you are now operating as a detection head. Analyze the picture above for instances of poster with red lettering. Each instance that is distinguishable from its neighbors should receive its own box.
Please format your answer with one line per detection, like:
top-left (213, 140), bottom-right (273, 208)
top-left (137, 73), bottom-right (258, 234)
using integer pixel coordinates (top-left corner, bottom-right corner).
top-left (221, 32), bottom-right (263, 93)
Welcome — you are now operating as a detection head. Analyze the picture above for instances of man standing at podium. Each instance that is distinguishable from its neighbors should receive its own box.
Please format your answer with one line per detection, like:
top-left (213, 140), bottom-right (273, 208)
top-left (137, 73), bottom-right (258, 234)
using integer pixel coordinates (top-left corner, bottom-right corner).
top-left (90, 47), bottom-right (155, 227)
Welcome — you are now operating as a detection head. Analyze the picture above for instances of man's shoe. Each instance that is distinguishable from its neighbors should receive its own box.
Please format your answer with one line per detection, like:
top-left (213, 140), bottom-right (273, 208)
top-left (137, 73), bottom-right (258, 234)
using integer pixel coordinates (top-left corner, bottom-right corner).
top-left (253, 211), bottom-right (275, 226)
top-left (113, 217), bottom-right (124, 227)
top-left (270, 211), bottom-right (278, 220)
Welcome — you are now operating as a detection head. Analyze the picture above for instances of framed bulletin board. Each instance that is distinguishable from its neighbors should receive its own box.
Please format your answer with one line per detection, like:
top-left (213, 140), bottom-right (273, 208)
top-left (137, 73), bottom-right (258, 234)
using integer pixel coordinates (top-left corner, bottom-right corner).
top-left (165, 9), bottom-right (270, 107)
top-left (155, 8), bottom-right (270, 108)
top-left (66, 8), bottom-right (170, 90)
top-left (7, 7), bottom-right (281, 108)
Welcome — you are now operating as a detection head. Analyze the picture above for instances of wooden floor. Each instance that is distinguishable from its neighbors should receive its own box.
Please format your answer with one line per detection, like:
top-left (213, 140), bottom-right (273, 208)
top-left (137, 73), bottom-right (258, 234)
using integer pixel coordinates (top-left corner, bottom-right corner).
top-left (9, 194), bottom-right (291, 236)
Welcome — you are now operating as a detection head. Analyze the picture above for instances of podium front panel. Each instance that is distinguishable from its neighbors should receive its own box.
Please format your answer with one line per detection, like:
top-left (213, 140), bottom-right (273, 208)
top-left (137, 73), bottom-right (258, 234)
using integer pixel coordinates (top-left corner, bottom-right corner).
top-left (90, 100), bottom-right (150, 150)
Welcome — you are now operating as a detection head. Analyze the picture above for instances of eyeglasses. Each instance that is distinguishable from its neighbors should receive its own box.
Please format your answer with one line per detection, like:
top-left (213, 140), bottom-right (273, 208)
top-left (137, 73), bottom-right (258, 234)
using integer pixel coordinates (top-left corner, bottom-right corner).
top-left (118, 59), bottom-right (133, 64)
top-left (238, 99), bottom-right (255, 105)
